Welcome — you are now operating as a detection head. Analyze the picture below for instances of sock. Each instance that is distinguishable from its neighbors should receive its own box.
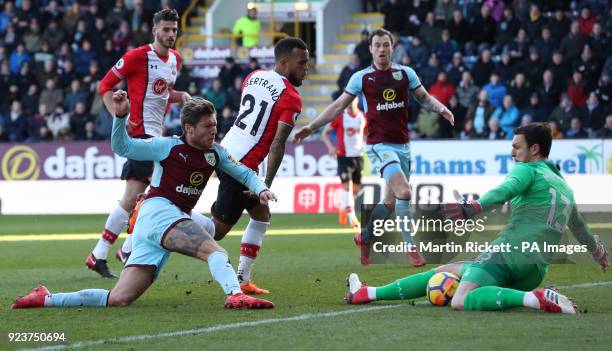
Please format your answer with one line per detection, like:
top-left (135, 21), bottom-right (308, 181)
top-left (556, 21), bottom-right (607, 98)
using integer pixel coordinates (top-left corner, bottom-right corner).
top-left (375, 269), bottom-right (435, 300)
top-left (363, 202), bottom-right (392, 243)
top-left (93, 206), bottom-right (129, 259)
top-left (190, 211), bottom-right (216, 237)
top-left (237, 219), bottom-right (268, 284)
top-left (45, 289), bottom-right (109, 307)
top-left (341, 189), bottom-right (350, 210)
top-left (463, 286), bottom-right (526, 311)
top-left (208, 251), bottom-right (241, 295)
top-left (395, 198), bottom-right (414, 245)
top-left (121, 234), bottom-right (132, 253)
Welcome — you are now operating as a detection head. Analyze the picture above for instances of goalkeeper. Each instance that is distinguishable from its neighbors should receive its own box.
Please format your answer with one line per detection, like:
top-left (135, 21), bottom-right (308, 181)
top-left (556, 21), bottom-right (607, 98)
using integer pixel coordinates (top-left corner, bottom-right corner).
top-left (345, 123), bottom-right (608, 314)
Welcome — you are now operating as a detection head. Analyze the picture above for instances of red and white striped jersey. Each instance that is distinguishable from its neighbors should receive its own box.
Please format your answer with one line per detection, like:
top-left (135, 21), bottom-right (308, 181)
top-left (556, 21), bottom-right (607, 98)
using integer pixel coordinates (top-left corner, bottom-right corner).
top-left (221, 70), bottom-right (301, 171)
top-left (330, 110), bottom-right (366, 157)
top-left (105, 44), bottom-right (180, 137)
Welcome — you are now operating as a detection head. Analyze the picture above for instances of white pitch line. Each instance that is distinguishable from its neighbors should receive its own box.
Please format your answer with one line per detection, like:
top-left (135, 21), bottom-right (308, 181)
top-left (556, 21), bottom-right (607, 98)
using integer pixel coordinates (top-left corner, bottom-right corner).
top-left (17, 280), bottom-right (612, 351)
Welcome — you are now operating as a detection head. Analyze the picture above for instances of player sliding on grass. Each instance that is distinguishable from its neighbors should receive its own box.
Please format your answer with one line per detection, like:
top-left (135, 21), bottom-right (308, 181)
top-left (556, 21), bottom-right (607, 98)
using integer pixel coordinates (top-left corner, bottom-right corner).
top-left (345, 123), bottom-right (608, 314)
top-left (12, 94), bottom-right (275, 310)
top-left (294, 28), bottom-right (454, 267)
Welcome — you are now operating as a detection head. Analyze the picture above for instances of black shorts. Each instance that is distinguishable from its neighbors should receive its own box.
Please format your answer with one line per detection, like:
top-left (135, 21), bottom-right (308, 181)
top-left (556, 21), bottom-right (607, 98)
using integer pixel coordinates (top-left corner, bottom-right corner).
top-left (120, 135), bottom-right (154, 184)
top-left (337, 156), bottom-right (363, 184)
top-left (211, 170), bottom-right (261, 225)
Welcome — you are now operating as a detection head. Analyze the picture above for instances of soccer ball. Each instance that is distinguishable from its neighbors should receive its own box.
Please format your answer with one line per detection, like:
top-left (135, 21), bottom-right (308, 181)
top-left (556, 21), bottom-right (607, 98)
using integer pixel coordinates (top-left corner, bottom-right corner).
top-left (426, 272), bottom-right (460, 306)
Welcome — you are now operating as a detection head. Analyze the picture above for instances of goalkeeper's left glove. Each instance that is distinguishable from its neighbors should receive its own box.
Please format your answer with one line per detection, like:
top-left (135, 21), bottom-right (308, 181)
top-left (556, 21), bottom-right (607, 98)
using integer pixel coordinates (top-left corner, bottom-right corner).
top-left (441, 190), bottom-right (483, 220)
top-left (592, 235), bottom-right (609, 272)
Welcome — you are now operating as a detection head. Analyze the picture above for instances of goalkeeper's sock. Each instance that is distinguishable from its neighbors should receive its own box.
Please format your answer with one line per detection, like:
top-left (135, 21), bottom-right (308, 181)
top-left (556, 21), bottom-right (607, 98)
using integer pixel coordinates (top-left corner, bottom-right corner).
top-left (237, 219), bottom-right (268, 284)
top-left (395, 198), bottom-right (414, 245)
top-left (463, 287), bottom-right (529, 311)
top-left (374, 269), bottom-right (436, 301)
top-left (93, 206), bottom-right (129, 259)
top-left (45, 289), bottom-right (109, 307)
top-left (363, 202), bottom-right (392, 243)
top-left (208, 251), bottom-right (241, 295)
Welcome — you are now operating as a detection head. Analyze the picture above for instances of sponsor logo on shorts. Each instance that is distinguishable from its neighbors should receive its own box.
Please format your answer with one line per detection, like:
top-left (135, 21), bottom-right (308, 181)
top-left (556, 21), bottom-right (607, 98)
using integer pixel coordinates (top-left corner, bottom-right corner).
top-left (376, 100), bottom-right (405, 111)
top-left (175, 183), bottom-right (203, 196)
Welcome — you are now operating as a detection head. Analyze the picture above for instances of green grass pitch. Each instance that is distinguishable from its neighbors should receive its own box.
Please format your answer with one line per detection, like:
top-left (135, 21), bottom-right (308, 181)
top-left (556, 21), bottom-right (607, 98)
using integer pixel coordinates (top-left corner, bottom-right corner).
top-left (1, 214), bottom-right (611, 350)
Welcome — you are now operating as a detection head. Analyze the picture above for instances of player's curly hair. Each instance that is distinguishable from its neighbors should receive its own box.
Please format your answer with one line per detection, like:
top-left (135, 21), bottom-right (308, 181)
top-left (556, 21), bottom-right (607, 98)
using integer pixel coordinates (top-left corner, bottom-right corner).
top-left (181, 98), bottom-right (216, 130)
top-left (153, 8), bottom-right (180, 25)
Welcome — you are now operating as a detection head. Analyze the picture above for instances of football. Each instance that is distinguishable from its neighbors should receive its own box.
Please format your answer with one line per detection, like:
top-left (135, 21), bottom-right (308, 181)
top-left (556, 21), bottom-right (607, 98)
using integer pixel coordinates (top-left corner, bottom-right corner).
top-left (427, 272), bottom-right (460, 306)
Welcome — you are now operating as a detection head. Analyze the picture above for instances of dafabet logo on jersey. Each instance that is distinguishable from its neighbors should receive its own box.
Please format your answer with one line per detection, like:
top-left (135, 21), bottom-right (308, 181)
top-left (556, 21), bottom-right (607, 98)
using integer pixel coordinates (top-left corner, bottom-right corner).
top-left (377, 88), bottom-right (405, 111)
top-left (1, 145), bottom-right (40, 180)
top-left (382, 88), bottom-right (396, 102)
top-left (189, 172), bottom-right (204, 187)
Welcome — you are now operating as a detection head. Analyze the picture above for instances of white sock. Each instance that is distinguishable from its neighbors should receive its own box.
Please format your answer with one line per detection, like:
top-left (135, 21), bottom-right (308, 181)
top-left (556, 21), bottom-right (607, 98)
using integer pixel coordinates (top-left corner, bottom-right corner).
top-left (237, 219), bottom-right (269, 284)
top-left (121, 235), bottom-right (132, 253)
top-left (523, 292), bottom-right (540, 309)
top-left (341, 189), bottom-right (350, 210)
top-left (367, 287), bottom-right (377, 301)
top-left (92, 206), bottom-right (129, 259)
top-left (190, 211), bottom-right (216, 237)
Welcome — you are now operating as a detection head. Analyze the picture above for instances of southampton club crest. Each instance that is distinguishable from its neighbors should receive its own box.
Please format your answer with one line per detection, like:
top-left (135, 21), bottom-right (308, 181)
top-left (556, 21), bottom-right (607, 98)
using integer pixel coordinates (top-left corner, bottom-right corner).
top-left (205, 153), bottom-right (216, 166)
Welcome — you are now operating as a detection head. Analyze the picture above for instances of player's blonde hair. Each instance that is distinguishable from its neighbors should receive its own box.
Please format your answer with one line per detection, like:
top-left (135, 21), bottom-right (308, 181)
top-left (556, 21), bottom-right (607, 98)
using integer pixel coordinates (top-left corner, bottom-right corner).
top-left (181, 98), bottom-right (216, 130)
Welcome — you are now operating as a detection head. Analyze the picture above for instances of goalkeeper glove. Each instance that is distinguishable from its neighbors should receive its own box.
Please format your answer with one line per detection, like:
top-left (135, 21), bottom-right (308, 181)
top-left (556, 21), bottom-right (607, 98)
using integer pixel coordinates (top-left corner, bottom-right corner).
top-left (592, 235), bottom-right (609, 272)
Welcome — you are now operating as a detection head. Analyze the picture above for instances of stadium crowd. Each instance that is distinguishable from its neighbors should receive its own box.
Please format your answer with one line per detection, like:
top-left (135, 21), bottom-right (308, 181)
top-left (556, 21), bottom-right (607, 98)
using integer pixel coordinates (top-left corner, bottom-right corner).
top-left (342, 0), bottom-right (612, 139)
top-left (1, 0), bottom-right (611, 143)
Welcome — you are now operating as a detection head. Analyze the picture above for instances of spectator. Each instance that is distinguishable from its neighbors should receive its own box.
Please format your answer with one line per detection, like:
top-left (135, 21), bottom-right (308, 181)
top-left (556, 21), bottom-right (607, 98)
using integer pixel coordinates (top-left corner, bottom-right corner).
top-left (483, 72), bottom-right (507, 108)
top-left (567, 71), bottom-right (588, 108)
top-left (380, 0), bottom-right (406, 33)
top-left (58, 60), bottom-right (77, 90)
top-left (91, 18), bottom-right (111, 54)
top-left (573, 45), bottom-right (600, 89)
top-left (14, 62), bottom-right (36, 94)
top-left (547, 51), bottom-right (571, 91)
top-left (112, 20), bottom-right (132, 50)
top-left (70, 102), bottom-right (94, 140)
top-left (580, 92), bottom-right (607, 132)
top-left (46, 106), bottom-right (71, 140)
top-left (23, 18), bottom-right (43, 54)
top-left (335, 54), bottom-right (360, 98)
top-left (203, 78), bottom-right (227, 113)
top-left (429, 71), bottom-right (456, 106)
top-left (565, 117), bottom-right (588, 139)
top-left (419, 54), bottom-right (441, 89)
top-left (521, 47), bottom-right (544, 86)
top-left (42, 19), bottom-right (66, 52)
top-left (595, 115), bottom-right (612, 138)
top-left (466, 90), bottom-right (494, 135)
top-left (559, 21), bottom-right (586, 64)
top-left (33, 41), bottom-right (55, 65)
top-left (492, 94), bottom-right (520, 138)
top-left (447, 9), bottom-right (470, 47)
top-left (520, 115), bottom-right (532, 127)
top-left (20, 83), bottom-right (40, 116)
top-left (406, 35), bottom-right (429, 71)
top-left (550, 93), bottom-right (577, 132)
top-left (94, 106), bottom-right (113, 140)
top-left (495, 6), bottom-right (519, 49)
top-left (226, 76), bottom-right (244, 112)
top-left (83, 61), bottom-right (103, 88)
top-left (509, 72), bottom-right (532, 110)
top-left (81, 121), bottom-right (102, 141)
top-left (3, 23), bottom-right (18, 53)
top-left (455, 71), bottom-right (479, 108)
top-left (473, 49), bottom-right (494, 87)
top-left (5, 100), bottom-right (28, 141)
top-left (72, 20), bottom-right (88, 48)
top-left (354, 30), bottom-right (372, 69)
top-left (522, 92), bottom-right (548, 122)
top-left (0, 1), bottom-right (15, 35)
top-left (447, 94), bottom-right (466, 136)
top-left (129, 0), bottom-right (151, 33)
top-left (445, 52), bottom-right (467, 86)
top-left (15, 0), bottom-right (37, 34)
top-left (39, 78), bottom-right (64, 111)
top-left (98, 40), bottom-right (120, 72)
top-left (548, 8), bottom-right (570, 43)
top-left (433, 29), bottom-right (456, 67)
top-left (132, 21), bottom-right (152, 47)
top-left (36, 60), bottom-right (56, 87)
top-left (107, 0), bottom-right (129, 29)
top-left (361, 0), bottom-right (379, 13)
top-left (594, 72), bottom-right (611, 106)
top-left (28, 104), bottom-right (52, 142)
top-left (588, 23), bottom-right (609, 64)
top-left (433, 0), bottom-right (454, 24)
top-left (459, 118), bottom-right (477, 140)
top-left (217, 107), bottom-right (236, 141)
top-left (62, 2), bottom-right (81, 33)
top-left (64, 80), bottom-right (89, 113)
top-left (535, 27), bottom-right (558, 64)
top-left (524, 3), bottom-right (544, 40)
top-left (218, 57), bottom-right (244, 90)
top-left (578, 6), bottom-right (597, 36)
top-left (419, 12), bottom-right (442, 48)
top-left (74, 40), bottom-right (97, 77)
top-left (496, 52), bottom-right (517, 85)
top-left (391, 32), bottom-right (407, 64)
top-left (538, 69), bottom-right (562, 117)
top-left (243, 57), bottom-right (261, 77)
top-left (507, 28), bottom-right (530, 61)
top-left (470, 4), bottom-right (496, 48)
top-left (9, 44), bottom-right (32, 75)
top-left (548, 120), bottom-right (564, 139)
top-left (232, 7), bottom-right (261, 47)
top-left (414, 108), bottom-right (440, 138)
top-left (485, 118), bottom-right (506, 140)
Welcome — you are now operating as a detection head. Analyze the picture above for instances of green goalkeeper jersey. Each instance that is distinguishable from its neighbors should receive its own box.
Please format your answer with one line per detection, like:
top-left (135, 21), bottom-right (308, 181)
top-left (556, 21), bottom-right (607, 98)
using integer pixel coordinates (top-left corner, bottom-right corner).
top-left (478, 160), bottom-right (597, 265)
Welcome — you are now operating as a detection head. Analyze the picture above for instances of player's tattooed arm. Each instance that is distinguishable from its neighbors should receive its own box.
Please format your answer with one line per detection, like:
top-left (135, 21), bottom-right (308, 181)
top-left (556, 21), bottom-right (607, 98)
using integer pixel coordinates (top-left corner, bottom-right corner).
top-left (412, 86), bottom-right (455, 126)
top-left (163, 220), bottom-right (213, 257)
top-left (265, 122), bottom-right (293, 187)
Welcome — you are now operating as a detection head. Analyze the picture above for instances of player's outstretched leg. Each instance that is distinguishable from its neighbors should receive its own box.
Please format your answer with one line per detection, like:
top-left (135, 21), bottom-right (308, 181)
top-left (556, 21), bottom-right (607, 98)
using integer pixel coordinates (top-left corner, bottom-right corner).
top-left (458, 286), bottom-right (577, 314)
top-left (162, 220), bottom-right (273, 309)
top-left (238, 205), bottom-right (272, 295)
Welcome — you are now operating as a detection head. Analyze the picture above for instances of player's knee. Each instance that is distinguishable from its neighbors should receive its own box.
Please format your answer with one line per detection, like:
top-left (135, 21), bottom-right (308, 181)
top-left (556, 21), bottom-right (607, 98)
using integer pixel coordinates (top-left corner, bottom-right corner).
top-left (395, 185), bottom-right (412, 200)
top-left (108, 293), bottom-right (135, 307)
top-left (198, 241), bottom-right (226, 260)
